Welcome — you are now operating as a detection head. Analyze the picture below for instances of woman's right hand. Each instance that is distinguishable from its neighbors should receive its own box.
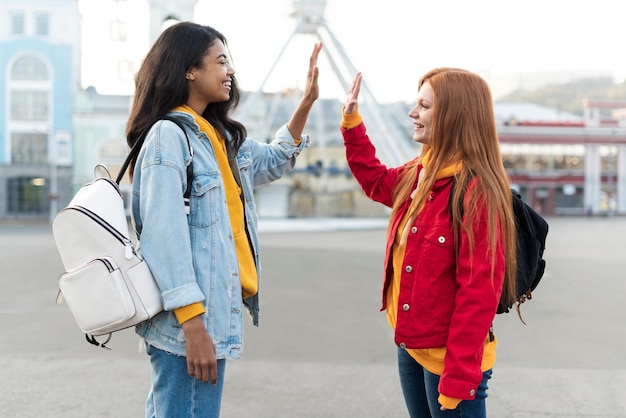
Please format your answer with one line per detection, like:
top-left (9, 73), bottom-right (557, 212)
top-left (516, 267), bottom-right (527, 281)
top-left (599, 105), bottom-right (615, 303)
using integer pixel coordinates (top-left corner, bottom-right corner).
top-left (344, 72), bottom-right (362, 115)
top-left (182, 315), bottom-right (218, 385)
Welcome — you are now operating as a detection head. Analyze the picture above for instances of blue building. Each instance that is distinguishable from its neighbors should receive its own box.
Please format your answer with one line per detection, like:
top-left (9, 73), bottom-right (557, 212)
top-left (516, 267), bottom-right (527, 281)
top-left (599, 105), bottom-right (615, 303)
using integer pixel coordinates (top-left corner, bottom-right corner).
top-left (2, 0), bottom-right (623, 221)
top-left (0, 0), bottom-right (80, 220)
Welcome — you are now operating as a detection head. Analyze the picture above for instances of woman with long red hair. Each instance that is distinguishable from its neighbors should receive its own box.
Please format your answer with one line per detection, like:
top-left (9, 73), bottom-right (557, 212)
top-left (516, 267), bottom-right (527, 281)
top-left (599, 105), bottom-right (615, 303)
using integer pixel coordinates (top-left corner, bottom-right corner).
top-left (341, 69), bottom-right (517, 417)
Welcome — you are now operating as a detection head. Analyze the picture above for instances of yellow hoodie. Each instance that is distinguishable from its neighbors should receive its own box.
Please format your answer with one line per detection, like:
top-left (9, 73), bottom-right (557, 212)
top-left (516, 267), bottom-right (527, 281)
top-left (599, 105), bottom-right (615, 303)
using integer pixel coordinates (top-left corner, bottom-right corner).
top-left (173, 105), bottom-right (257, 324)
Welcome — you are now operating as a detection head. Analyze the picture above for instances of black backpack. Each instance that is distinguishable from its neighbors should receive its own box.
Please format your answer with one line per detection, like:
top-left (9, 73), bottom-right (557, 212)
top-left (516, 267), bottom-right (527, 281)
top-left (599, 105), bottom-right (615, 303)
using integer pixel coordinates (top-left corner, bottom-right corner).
top-left (501, 189), bottom-right (548, 315)
top-left (450, 181), bottom-right (549, 318)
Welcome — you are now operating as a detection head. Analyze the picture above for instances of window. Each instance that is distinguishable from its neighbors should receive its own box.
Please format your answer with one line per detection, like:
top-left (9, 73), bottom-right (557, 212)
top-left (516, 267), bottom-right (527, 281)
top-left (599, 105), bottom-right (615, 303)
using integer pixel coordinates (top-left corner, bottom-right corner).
top-left (35, 13), bottom-right (50, 36)
top-left (55, 132), bottom-right (72, 165)
top-left (11, 133), bottom-right (48, 164)
top-left (10, 56), bottom-right (49, 80)
top-left (501, 143), bottom-right (585, 172)
top-left (555, 186), bottom-right (584, 212)
top-left (10, 91), bottom-right (49, 121)
top-left (7, 54), bottom-right (52, 170)
top-left (7, 177), bottom-right (49, 215)
top-left (600, 145), bottom-right (618, 172)
top-left (11, 12), bottom-right (25, 35)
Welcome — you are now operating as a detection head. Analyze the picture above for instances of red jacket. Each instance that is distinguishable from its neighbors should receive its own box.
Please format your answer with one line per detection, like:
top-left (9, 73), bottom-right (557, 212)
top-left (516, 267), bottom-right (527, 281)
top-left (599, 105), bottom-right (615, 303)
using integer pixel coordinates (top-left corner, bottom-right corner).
top-left (342, 122), bottom-right (504, 400)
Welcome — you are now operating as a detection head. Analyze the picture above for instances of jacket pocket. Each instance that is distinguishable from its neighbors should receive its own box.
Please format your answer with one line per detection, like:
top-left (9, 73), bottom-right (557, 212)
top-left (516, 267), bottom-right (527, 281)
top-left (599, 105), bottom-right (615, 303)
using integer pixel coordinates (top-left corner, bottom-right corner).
top-left (422, 225), bottom-right (456, 290)
top-left (188, 172), bottom-right (221, 228)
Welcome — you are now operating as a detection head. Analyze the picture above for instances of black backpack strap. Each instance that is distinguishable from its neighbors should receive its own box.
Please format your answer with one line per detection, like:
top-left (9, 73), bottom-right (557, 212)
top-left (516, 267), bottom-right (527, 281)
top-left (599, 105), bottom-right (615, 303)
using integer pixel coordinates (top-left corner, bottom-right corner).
top-left (85, 333), bottom-right (112, 350)
top-left (115, 132), bottom-right (145, 185)
top-left (116, 116), bottom-right (194, 213)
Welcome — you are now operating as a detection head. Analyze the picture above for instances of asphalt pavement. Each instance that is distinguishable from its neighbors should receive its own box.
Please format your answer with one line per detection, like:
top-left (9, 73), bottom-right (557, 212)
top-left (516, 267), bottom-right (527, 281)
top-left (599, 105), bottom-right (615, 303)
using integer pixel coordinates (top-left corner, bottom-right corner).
top-left (0, 216), bottom-right (624, 417)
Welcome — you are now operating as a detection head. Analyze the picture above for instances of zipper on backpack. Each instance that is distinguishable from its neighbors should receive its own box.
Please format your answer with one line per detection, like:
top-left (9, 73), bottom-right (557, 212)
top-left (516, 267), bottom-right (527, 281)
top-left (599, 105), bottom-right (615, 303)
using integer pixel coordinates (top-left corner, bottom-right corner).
top-left (123, 239), bottom-right (133, 259)
top-left (66, 205), bottom-right (135, 260)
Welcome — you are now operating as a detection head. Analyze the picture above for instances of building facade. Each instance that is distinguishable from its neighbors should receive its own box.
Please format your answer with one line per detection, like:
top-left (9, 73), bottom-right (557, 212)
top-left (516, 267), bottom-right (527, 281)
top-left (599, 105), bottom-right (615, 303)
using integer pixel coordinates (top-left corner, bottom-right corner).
top-left (0, 0), bottom-right (624, 220)
top-left (497, 100), bottom-right (626, 216)
top-left (500, 125), bottom-right (626, 215)
top-left (0, 0), bottom-right (80, 221)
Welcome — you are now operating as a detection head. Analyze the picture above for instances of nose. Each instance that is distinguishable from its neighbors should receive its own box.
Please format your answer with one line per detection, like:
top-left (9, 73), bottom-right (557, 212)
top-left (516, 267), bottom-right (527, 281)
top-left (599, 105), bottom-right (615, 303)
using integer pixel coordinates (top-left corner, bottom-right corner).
top-left (408, 105), bottom-right (419, 119)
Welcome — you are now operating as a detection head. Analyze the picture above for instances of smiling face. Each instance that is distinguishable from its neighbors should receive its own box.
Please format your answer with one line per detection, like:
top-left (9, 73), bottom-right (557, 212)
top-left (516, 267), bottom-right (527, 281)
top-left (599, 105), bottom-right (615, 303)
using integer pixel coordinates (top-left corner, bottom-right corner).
top-left (408, 81), bottom-right (434, 145)
top-left (185, 40), bottom-right (234, 112)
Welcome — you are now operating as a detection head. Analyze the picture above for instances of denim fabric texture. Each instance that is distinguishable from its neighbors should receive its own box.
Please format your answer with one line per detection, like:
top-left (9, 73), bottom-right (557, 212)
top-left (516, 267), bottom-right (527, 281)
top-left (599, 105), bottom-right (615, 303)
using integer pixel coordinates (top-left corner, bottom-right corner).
top-left (132, 111), bottom-right (310, 359)
top-left (145, 343), bottom-right (227, 418)
top-left (397, 348), bottom-right (492, 418)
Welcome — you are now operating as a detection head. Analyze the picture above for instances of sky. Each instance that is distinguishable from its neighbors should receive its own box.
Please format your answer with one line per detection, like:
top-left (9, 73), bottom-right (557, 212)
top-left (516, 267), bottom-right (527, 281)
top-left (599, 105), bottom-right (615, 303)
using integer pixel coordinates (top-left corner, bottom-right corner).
top-left (78, 0), bottom-right (626, 104)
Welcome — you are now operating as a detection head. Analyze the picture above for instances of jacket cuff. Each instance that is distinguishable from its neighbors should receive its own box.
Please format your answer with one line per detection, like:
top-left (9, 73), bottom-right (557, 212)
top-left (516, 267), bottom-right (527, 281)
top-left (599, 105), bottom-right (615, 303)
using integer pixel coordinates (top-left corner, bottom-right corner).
top-left (160, 282), bottom-right (205, 311)
top-left (276, 124), bottom-right (311, 151)
top-left (438, 375), bottom-right (479, 401)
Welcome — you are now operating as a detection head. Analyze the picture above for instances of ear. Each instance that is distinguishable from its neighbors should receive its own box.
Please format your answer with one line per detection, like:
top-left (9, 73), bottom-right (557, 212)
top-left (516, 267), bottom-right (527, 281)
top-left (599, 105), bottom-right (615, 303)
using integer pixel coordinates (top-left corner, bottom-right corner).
top-left (186, 70), bottom-right (195, 81)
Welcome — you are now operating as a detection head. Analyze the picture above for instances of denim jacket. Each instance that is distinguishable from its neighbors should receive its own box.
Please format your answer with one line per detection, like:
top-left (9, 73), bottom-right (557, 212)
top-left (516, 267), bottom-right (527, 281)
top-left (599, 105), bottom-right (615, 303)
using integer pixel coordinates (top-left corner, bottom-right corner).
top-left (132, 111), bottom-right (310, 359)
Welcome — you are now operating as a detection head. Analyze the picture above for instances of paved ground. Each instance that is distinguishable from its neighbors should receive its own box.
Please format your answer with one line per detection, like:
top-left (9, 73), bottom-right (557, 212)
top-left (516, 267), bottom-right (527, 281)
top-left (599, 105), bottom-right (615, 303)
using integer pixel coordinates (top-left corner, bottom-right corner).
top-left (0, 216), bottom-right (625, 417)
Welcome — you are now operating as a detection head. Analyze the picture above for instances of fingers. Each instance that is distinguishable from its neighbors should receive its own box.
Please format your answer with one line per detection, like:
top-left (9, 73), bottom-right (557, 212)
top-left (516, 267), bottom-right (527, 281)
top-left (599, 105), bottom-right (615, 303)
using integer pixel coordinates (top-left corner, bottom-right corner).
top-left (309, 42), bottom-right (322, 70)
top-left (310, 64), bottom-right (320, 85)
top-left (209, 363), bottom-right (218, 385)
top-left (188, 358), bottom-right (218, 384)
top-left (302, 42), bottom-right (322, 103)
top-left (307, 42), bottom-right (322, 80)
top-left (344, 72), bottom-right (362, 114)
top-left (350, 72), bottom-right (362, 97)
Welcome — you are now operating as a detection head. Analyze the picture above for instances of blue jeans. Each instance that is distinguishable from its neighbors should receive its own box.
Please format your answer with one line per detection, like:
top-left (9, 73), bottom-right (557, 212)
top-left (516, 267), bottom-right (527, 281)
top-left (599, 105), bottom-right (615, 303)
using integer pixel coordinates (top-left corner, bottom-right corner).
top-left (397, 347), bottom-right (492, 418)
top-left (145, 344), bottom-right (226, 418)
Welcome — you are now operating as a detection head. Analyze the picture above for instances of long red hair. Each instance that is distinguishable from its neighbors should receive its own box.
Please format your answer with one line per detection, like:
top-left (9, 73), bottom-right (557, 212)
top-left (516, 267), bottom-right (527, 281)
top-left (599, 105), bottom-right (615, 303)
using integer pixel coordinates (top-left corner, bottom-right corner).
top-left (389, 68), bottom-right (517, 307)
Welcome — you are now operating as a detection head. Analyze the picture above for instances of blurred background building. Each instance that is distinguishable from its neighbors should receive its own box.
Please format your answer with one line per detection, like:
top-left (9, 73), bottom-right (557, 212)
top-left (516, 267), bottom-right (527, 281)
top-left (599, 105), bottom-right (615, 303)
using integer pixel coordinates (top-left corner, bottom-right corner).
top-left (1, 0), bottom-right (625, 221)
top-left (0, 0), bottom-right (78, 221)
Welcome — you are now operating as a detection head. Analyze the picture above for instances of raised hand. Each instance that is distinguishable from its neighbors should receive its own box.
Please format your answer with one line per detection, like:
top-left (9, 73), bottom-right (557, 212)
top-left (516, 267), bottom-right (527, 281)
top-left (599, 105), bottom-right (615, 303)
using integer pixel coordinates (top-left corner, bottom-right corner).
top-left (344, 72), bottom-right (362, 115)
top-left (301, 42), bottom-right (322, 105)
top-left (286, 42), bottom-right (323, 140)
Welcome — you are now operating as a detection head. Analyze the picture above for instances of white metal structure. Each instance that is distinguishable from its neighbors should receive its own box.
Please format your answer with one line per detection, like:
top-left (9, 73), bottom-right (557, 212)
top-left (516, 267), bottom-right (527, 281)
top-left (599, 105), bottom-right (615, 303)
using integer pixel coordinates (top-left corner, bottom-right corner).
top-left (237, 0), bottom-right (414, 168)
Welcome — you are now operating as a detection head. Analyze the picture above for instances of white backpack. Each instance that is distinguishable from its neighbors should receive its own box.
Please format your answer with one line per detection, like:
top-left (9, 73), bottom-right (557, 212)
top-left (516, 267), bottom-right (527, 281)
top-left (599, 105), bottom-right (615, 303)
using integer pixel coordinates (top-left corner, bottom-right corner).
top-left (52, 117), bottom-right (192, 347)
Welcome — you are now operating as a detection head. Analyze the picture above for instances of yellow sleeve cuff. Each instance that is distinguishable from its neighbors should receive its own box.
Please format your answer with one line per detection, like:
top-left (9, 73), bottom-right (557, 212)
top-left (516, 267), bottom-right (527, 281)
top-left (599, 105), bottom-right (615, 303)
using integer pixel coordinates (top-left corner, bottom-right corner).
top-left (173, 302), bottom-right (206, 324)
top-left (341, 107), bottom-right (363, 129)
top-left (438, 394), bottom-right (462, 410)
